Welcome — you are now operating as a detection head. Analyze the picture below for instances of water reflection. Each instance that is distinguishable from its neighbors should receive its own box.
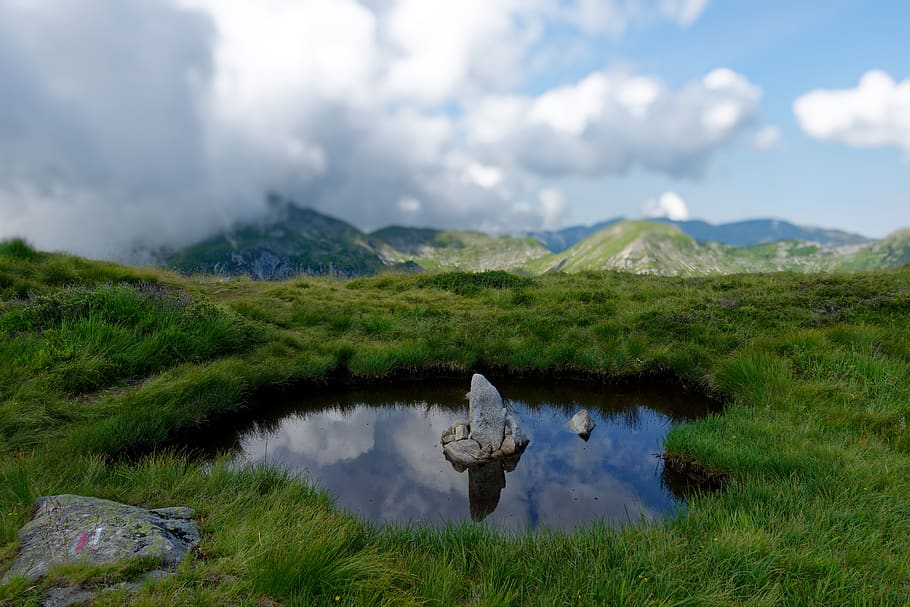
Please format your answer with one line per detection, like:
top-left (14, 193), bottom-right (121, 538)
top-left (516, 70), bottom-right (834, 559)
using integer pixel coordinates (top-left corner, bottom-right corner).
top-left (197, 380), bottom-right (718, 531)
top-left (468, 461), bottom-right (507, 521)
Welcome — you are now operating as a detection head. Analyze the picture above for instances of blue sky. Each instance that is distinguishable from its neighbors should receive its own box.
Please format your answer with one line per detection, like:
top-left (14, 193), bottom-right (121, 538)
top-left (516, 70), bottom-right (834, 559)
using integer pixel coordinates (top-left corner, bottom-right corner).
top-left (0, 0), bottom-right (908, 258)
top-left (537, 0), bottom-right (910, 236)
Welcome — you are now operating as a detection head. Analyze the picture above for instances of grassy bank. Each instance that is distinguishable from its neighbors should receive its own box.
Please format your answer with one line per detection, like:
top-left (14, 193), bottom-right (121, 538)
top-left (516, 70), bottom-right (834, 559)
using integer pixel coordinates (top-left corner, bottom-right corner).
top-left (2, 240), bottom-right (909, 605)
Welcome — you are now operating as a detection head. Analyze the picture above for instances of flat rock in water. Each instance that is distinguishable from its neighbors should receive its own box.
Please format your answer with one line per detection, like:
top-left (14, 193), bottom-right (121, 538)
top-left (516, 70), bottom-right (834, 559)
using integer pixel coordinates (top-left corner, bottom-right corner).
top-left (2, 495), bottom-right (200, 583)
top-left (468, 374), bottom-right (505, 451)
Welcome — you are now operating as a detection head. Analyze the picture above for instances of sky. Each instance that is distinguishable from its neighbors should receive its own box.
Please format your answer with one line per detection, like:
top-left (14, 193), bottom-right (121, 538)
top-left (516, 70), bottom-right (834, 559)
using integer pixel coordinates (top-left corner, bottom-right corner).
top-left (1, 0), bottom-right (908, 259)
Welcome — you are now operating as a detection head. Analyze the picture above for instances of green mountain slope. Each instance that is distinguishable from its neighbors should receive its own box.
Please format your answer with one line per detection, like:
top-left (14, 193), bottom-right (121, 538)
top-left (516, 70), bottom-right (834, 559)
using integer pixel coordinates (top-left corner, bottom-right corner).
top-left (369, 227), bottom-right (549, 271)
top-left (167, 196), bottom-right (387, 279)
top-left (524, 221), bottom-right (910, 276)
top-left (836, 229), bottom-right (910, 271)
top-left (525, 221), bottom-right (736, 276)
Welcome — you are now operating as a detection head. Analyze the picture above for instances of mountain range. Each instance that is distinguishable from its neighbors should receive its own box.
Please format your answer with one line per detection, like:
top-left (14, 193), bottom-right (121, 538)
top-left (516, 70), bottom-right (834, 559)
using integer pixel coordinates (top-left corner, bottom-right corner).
top-left (162, 195), bottom-right (909, 279)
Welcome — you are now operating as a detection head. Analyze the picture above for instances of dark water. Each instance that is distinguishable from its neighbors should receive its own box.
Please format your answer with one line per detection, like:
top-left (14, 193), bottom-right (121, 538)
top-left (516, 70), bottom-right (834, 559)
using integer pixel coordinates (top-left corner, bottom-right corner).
top-left (197, 379), bottom-right (718, 531)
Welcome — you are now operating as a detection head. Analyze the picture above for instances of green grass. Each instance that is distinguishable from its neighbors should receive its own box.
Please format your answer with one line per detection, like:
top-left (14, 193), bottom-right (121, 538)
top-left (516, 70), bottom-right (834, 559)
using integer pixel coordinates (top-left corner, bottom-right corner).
top-left (2, 245), bottom-right (910, 604)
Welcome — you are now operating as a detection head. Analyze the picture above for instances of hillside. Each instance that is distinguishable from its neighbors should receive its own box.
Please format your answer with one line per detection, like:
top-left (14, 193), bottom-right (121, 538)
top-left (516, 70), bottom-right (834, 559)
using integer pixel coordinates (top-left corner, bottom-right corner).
top-left (526, 221), bottom-right (735, 275)
top-left (370, 226), bottom-right (550, 271)
top-left (652, 217), bottom-right (871, 247)
top-left (524, 221), bottom-right (906, 276)
top-left (836, 229), bottom-right (910, 271)
top-left (532, 217), bottom-right (870, 252)
top-left (166, 195), bottom-right (387, 279)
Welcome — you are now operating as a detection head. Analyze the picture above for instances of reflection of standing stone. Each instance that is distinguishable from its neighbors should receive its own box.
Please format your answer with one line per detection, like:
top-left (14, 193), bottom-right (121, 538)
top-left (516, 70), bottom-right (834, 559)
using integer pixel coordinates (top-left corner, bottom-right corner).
top-left (468, 374), bottom-right (506, 452)
top-left (468, 460), bottom-right (506, 522)
top-left (569, 409), bottom-right (596, 439)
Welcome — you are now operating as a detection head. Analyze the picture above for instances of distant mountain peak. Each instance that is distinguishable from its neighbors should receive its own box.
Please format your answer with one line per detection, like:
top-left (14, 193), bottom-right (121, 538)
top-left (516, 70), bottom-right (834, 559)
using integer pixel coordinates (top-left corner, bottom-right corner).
top-left (531, 216), bottom-right (870, 252)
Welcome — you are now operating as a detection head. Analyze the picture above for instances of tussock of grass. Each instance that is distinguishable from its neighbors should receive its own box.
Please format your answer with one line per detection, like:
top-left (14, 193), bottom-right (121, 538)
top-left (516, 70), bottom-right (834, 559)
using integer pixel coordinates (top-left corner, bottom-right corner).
top-left (3, 256), bottom-right (910, 604)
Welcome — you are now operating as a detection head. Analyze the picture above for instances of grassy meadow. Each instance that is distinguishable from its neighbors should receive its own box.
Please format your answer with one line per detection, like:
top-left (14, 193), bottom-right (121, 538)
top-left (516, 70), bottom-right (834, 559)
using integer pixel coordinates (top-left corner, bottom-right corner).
top-left (1, 237), bottom-right (910, 605)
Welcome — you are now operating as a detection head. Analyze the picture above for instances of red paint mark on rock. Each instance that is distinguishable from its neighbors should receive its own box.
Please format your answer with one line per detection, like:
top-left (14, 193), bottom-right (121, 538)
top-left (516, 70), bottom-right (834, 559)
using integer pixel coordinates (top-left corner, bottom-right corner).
top-left (70, 531), bottom-right (90, 556)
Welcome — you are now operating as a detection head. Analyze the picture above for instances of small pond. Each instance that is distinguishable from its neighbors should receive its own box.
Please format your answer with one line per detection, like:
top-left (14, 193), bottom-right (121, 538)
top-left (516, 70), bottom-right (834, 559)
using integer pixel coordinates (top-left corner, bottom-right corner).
top-left (194, 378), bottom-right (718, 531)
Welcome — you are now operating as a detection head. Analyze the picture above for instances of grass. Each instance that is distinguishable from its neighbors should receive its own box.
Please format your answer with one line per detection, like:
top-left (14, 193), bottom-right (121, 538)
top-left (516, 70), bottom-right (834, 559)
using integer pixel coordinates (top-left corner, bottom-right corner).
top-left (2, 239), bottom-right (910, 604)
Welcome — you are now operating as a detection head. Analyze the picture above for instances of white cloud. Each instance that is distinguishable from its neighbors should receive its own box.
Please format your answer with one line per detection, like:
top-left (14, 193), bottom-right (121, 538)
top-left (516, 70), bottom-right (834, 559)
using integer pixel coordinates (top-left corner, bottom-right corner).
top-left (468, 67), bottom-right (762, 178)
top-left (538, 189), bottom-right (569, 229)
top-left (660, 0), bottom-right (710, 27)
top-left (397, 197), bottom-right (421, 213)
top-left (643, 191), bottom-right (690, 220)
top-left (752, 126), bottom-right (781, 150)
top-left (529, 73), bottom-right (611, 136)
top-left (0, 0), bottom-right (748, 259)
top-left (466, 163), bottom-right (505, 189)
top-left (565, 0), bottom-right (711, 36)
top-left (381, 0), bottom-right (542, 104)
top-left (794, 70), bottom-right (910, 159)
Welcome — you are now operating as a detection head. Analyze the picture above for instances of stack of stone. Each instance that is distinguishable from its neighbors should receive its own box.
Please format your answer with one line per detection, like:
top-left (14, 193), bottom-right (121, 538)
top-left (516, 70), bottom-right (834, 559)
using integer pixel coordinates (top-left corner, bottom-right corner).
top-left (441, 374), bottom-right (529, 470)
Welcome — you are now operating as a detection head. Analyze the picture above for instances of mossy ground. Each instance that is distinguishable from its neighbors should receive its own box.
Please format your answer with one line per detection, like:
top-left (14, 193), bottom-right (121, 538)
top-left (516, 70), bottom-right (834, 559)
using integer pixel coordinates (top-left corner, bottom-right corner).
top-left (2, 239), bottom-right (910, 605)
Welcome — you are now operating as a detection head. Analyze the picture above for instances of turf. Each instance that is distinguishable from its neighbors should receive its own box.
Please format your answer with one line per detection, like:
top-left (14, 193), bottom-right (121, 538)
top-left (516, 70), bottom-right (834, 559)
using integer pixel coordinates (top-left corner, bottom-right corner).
top-left (2, 239), bottom-right (909, 605)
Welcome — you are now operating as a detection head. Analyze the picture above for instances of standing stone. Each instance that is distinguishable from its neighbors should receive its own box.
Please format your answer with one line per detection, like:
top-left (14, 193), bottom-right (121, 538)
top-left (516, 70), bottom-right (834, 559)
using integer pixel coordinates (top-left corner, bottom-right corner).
top-left (2, 495), bottom-right (200, 583)
top-left (569, 409), bottom-right (596, 438)
top-left (468, 374), bottom-right (506, 452)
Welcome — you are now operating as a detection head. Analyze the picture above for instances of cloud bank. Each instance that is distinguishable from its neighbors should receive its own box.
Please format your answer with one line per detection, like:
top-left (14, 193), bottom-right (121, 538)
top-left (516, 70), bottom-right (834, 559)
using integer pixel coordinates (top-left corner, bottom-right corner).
top-left (0, 0), bottom-right (765, 259)
top-left (794, 70), bottom-right (910, 160)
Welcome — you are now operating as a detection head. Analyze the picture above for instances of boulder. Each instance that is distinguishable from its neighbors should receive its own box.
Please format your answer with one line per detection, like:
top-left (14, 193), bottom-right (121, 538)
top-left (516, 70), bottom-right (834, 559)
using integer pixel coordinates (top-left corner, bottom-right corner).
top-left (468, 374), bottom-right (506, 451)
top-left (441, 421), bottom-right (470, 445)
top-left (442, 438), bottom-right (486, 467)
top-left (2, 495), bottom-right (200, 584)
top-left (504, 407), bottom-right (529, 448)
top-left (569, 409), bottom-right (596, 439)
top-left (500, 435), bottom-right (517, 456)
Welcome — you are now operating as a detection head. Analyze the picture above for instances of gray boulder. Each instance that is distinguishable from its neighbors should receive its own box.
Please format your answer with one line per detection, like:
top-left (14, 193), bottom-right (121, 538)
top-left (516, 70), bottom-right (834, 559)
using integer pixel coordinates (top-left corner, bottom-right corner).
top-left (468, 374), bottom-right (506, 451)
top-left (504, 406), bottom-right (529, 449)
top-left (3, 495), bottom-right (200, 584)
top-left (443, 438), bottom-right (486, 469)
top-left (441, 420), bottom-right (470, 445)
top-left (569, 409), bottom-right (596, 439)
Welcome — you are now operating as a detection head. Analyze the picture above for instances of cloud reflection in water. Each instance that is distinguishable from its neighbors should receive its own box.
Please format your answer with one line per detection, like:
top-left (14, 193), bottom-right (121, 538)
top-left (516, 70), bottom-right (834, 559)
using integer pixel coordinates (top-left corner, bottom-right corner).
top-left (234, 384), bottom-right (709, 531)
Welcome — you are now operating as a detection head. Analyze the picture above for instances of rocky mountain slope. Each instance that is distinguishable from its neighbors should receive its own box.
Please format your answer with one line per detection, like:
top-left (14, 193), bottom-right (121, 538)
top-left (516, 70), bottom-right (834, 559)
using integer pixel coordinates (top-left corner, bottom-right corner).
top-left (167, 195), bottom-right (388, 279)
top-left (369, 227), bottom-right (549, 271)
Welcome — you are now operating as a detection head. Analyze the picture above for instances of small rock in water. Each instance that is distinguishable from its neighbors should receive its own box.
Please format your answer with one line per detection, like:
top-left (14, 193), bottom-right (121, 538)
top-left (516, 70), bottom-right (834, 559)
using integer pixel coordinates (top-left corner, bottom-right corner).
top-left (569, 409), bottom-right (596, 439)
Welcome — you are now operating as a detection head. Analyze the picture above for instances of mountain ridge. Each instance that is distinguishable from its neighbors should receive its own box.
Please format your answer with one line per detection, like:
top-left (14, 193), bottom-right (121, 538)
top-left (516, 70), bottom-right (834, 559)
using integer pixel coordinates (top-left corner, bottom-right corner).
top-left (162, 198), bottom-right (907, 279)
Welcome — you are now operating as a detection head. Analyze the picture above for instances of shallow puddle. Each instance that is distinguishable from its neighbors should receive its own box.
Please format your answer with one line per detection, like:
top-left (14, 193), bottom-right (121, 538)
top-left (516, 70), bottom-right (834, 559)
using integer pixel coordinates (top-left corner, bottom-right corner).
top-left (197, 379), bottom-right (717, 531)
